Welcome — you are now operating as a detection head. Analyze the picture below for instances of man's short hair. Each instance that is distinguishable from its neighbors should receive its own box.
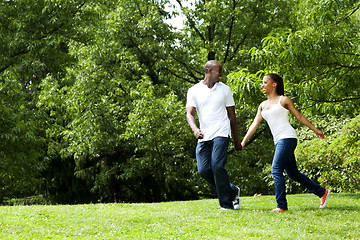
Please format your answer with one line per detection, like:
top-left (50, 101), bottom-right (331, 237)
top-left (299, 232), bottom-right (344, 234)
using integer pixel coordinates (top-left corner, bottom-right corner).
top-left (204, 60), bottom-right (219, 73)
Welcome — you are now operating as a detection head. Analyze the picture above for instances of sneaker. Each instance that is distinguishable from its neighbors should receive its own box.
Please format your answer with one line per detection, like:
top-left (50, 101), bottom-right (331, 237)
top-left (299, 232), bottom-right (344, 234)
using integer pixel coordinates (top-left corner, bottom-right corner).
top-left (271, 208), bottom-right (288, 212)
top-left (233, 186), bottom-right (241, 210)
top-left (320, 189), bottom-right (330, 209)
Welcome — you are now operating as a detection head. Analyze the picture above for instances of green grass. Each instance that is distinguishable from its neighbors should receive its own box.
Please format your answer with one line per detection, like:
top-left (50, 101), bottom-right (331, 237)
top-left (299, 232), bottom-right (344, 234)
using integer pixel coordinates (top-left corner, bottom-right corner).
top-left (0, 193), bottom-right (359, 239)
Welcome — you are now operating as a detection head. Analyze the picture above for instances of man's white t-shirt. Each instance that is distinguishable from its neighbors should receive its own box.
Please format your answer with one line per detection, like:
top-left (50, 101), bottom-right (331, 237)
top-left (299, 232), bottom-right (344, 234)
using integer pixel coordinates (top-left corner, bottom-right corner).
top-left (186, 81), bottom-right (235, 142)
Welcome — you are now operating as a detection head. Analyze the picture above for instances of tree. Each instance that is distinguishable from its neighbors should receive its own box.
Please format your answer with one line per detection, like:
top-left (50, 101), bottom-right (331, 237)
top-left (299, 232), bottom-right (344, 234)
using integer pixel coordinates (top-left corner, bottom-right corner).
top-left (0, 0), bottom-right (100, 202)
top-left (166, 0), bottom-right (296, 86)
top-left (0, 72), bottom-right (46, 201)
top-left (2, 0), bottom-right (359, 203)
top-left (228, 0), bottom-right (360, 195)
top-left (230, 0), bottom-right (360, 115)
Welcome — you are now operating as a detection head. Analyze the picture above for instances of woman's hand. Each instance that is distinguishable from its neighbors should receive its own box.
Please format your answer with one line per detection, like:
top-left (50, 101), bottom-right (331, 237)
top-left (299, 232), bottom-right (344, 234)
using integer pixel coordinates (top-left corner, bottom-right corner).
top-left (315, 129), bottom-right (325, 139)
top-left (240, 141), bottom-right (245, 150)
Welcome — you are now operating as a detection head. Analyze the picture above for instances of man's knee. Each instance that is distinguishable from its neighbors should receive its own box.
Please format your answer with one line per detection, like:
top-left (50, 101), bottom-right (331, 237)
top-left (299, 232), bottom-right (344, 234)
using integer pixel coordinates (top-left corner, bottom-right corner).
top-left (286, 170), bottom-right (301, 181)
top-left (211, 164), bottom-right (226, 175)
top-left (198, 167), bottom-right (211, 178)
top-left (271, 166), bottom-right (282, 176)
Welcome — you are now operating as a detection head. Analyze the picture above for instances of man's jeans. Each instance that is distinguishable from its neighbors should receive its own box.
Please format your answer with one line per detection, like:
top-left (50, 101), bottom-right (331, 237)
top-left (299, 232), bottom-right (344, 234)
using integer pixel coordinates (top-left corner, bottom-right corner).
top-left (272, 138), bottom-right (326, 210)
top-left (196, 137), bottom-right (237, 209)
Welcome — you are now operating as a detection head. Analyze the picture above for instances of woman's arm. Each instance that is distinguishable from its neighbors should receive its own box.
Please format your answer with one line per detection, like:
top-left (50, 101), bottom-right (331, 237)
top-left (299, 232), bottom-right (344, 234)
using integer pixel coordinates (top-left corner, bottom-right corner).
top-left (282, 96), bottom-right (325, 139)
top-left (241, 103), bottom-right (264, 149)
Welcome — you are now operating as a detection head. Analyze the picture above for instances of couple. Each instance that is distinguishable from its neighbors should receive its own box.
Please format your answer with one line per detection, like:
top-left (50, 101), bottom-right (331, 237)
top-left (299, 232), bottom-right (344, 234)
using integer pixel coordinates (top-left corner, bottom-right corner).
top-left (186, 60), bottom-right (330, 211)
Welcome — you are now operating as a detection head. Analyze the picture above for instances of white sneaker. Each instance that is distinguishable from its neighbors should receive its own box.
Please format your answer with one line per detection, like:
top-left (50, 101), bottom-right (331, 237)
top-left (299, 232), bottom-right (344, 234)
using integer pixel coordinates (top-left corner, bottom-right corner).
top-left (233, 186), bottom-right (241, 210)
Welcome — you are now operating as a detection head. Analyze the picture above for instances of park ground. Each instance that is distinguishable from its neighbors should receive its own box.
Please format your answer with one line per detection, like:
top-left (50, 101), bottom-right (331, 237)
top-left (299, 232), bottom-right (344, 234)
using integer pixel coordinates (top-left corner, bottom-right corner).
top-left (0, 193), bottom-right (359, 239)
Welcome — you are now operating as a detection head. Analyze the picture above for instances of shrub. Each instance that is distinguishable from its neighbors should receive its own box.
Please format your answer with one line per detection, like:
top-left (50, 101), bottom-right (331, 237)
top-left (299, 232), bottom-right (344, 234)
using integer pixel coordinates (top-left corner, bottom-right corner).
top-left (296, 115), bottom-right (360, 192)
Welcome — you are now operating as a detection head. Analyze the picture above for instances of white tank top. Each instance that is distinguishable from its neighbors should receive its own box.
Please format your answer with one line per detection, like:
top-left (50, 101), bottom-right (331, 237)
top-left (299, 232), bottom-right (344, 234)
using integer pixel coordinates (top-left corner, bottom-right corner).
top-left (261, 96), bottom-right (297, 145)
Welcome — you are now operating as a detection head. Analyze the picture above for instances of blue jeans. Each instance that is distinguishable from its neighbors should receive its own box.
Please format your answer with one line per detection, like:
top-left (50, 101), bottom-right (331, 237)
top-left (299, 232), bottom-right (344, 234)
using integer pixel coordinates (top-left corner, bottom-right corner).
top-left (272, 138), bottom-right (326, 210)
top-left (196, 137), bottom-right (237, 209)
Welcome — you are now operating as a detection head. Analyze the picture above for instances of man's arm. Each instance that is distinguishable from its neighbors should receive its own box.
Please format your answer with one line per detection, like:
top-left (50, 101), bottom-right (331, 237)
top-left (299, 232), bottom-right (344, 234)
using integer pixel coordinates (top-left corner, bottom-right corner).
top-left (186, 106), bottom-right (204, 139)
top-left (226, 106), bottom-right (241, 152)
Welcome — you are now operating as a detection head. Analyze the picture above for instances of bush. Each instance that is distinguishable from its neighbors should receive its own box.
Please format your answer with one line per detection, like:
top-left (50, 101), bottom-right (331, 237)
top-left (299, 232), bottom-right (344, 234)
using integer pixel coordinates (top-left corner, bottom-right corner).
top-left (2, 195), bottom-right (51, 206)
top-left (296, 115), bottom-right (360, 192)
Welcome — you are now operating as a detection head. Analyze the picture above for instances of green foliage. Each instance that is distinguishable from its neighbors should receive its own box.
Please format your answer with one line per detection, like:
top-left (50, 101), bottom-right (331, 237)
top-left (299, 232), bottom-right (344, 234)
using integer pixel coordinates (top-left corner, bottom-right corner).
top-left (228, 69), bottom-right (267, 109)
top-left (0, 73), bottom-right (47, 201)
top-left (0, 0), bottom-right (101, 202)
top-left (119, 78), bottom-right (199, 201)
top-left (296, 115), bottom-right (360, 192)
top-left (1, 0), bottom-right (360, 204)
top-left (225, 108), bottom-right (275, 196)
top-left (234, 0), bottom-right (360, 115)
top-left (2, 195), bottom-right (50, 206)
top-left (169, 0), bottom-right (297, 86)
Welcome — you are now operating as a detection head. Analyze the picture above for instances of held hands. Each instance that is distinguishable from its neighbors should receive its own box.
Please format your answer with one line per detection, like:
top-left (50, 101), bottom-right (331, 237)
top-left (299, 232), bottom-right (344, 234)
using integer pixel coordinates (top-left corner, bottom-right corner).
top-left (234, 141), bottom-right (242, 152)
top-left (240, 141), bottom-right (245, 151)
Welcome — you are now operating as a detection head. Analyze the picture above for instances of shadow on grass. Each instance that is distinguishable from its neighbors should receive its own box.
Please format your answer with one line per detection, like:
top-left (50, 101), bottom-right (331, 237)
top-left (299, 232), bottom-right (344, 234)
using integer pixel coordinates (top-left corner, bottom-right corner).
top-left (334, 192), bottom-right (360, 200)
top-left (300, 205), bottom-right (360, 211)
top-left (326, 205), bottom-right (360, 211)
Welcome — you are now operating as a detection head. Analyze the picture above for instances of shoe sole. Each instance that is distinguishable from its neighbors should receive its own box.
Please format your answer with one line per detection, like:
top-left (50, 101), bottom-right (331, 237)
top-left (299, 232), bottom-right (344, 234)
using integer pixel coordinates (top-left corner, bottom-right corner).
top-left (220, 208), bottom-right (230, 211)
top-left (271, 208), bottom-right (288, 212)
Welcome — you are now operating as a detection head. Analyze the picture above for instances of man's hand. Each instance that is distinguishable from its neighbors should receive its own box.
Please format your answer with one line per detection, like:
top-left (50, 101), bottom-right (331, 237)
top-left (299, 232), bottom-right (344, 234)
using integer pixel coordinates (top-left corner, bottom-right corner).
top-left (195, 129), bottom-right (204, 139)
top-left (234, 141), bottom-right (242, 152)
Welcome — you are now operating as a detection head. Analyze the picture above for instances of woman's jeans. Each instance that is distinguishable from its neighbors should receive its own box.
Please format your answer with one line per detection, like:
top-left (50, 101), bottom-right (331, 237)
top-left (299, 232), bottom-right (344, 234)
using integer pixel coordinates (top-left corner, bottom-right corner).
top-left (196, 137), bottom-right (237, 209)
top-left (272, 138), bottom-right (326, 210)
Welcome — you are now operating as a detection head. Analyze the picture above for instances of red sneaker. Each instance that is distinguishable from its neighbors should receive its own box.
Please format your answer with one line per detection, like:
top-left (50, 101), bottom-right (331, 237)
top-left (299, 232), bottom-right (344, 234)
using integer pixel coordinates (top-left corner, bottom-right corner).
top-left (271, 208), bottom-right (288, 212)
top-left (320, 189), bottom-right (331, 209)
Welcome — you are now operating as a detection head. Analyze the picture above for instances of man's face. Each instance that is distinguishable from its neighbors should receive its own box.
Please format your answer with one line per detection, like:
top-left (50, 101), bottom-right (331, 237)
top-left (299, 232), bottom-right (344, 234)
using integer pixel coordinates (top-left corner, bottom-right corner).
top-left (211, 64), bottom-right (223, 82)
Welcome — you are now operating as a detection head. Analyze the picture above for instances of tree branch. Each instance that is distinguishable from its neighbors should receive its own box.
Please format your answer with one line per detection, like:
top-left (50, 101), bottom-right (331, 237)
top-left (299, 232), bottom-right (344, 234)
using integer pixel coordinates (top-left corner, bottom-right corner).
top-left (228, 12), bottom-right (258, 62)
top-left (334, 63), bottom-right (360, 69)
top-left (223, 16), bottom-right (234, 63)
top-left (310, 96), bottom-right (360, 103)
top-left (163, 55), bottom-right (202, 83)
top-left (223, 0), bottom-right (239, 63)
top-left (0, 49), bottom-right (29, 73)
top-left (175, 0), bottom-right (206, 44)
top-left (41, 1), bottom-right (87, 38)
top-left (334, 3), bottom-right (360, 25)
top-left (228, 33), bottom-right (247, 62)
top-left (1, 2), bottom-right (87, 73)
top-left (164, 67), bottom-right (198, 84)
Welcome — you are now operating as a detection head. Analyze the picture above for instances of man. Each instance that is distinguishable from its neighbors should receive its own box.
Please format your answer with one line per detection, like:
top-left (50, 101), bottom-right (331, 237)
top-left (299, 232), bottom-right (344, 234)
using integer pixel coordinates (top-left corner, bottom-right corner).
top-left (186, 60), bottom-right (242, 210)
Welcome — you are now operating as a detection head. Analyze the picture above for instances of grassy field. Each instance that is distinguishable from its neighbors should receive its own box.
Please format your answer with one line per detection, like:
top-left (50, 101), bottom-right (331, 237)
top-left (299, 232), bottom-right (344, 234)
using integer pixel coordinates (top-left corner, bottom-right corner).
top-left (0, 193), bottom-right (359, 239)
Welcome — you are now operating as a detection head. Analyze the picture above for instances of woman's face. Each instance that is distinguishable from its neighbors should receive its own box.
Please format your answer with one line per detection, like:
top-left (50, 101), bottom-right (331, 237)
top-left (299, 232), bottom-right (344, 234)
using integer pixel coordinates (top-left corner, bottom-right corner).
top-left (262, 76), bottom-right (276, 95)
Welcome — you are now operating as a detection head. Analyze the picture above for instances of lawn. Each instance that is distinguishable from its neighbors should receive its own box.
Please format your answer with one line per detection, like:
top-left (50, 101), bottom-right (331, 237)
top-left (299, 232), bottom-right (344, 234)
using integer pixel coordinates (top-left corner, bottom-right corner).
top-left (0, 193), bottom-right (359, 239)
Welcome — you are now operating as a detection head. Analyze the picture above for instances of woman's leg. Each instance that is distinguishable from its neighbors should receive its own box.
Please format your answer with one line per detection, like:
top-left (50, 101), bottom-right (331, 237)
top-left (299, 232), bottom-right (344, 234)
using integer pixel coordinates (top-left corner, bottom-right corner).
top-left (271, 139), bottom-right (297, 210)
top-left (285, 142), bottom-right (326, 198)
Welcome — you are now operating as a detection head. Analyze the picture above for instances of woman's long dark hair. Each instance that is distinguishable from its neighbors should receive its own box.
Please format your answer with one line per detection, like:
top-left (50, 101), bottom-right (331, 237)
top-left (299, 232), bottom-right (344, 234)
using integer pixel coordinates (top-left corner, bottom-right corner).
top-left (266, 73), bottom-right (284, 96)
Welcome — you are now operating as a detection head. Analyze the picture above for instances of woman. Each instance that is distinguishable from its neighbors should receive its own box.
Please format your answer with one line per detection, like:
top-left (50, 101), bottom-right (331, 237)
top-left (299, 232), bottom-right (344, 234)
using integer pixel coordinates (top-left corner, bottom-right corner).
top-left (241, 73), bottom-right (330, 212)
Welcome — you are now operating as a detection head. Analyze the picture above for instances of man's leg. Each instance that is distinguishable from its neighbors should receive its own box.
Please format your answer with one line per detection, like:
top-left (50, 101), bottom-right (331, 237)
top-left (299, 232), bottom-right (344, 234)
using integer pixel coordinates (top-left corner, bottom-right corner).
top-left (211, 137), bottom-right (237, 209)
top-left (196, 141), bottom-right (215, 187)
